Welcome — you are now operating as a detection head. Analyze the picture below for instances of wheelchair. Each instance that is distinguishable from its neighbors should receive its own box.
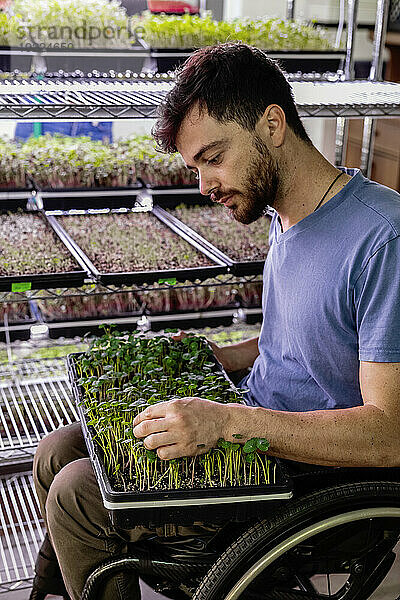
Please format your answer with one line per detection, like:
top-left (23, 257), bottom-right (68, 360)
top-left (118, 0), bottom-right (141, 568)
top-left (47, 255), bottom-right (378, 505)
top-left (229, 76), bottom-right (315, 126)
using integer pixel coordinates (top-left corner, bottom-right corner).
top-left (81, 462), bottom-right (400, 600)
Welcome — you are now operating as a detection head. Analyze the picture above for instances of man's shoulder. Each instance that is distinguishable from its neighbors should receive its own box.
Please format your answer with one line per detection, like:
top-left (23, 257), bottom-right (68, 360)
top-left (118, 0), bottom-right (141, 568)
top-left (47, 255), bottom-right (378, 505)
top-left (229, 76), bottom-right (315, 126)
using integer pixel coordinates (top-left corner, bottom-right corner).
top-left (345, 169), bottom-right (400, 237)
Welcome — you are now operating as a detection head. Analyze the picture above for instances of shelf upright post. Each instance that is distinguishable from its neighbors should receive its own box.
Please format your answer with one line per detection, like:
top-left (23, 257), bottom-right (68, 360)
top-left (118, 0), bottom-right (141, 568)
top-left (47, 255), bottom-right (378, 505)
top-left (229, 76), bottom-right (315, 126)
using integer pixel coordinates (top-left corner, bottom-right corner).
top-left (199, 0), bottom-right (207, 17)
top-left (360, 0), bottom-right (390, 178)
top-left (335, 0), bottom-right (359, 168)
top-left (286, 0), bottom-right (295, 20)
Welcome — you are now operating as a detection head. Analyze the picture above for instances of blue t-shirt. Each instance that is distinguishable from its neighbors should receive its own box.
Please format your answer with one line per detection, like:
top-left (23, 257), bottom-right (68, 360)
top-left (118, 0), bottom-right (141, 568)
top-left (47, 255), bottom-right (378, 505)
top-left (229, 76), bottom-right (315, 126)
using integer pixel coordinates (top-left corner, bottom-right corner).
top-left (244, 168), bottom-right (400, 412)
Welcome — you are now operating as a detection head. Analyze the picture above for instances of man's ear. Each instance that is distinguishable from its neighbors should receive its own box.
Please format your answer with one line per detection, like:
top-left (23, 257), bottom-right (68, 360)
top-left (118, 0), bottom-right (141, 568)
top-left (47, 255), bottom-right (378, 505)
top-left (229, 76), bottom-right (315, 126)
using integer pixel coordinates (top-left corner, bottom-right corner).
top-left (256, 104), bottom-right (286, 148)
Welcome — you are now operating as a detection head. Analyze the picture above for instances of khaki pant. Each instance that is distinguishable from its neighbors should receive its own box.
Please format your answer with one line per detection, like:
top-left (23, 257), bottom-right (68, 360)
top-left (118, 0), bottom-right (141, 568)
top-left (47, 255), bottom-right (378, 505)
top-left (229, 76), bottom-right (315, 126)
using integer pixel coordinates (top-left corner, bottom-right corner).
top-left (33, 422), bottom-right (217, 600)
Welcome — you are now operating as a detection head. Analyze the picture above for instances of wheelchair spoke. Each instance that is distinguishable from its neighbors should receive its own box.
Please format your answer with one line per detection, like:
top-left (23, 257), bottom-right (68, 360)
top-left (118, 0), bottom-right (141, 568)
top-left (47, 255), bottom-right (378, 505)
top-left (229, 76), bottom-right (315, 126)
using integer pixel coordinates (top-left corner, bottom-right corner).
top-left (234, 517), bottom-right (399, 600)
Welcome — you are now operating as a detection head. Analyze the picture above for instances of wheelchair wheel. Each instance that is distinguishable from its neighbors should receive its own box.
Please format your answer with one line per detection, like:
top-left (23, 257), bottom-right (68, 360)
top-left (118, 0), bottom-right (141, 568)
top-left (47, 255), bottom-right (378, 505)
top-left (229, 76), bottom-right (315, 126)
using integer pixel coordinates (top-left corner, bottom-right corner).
top-left (194, 481), bottom-right (400, 600)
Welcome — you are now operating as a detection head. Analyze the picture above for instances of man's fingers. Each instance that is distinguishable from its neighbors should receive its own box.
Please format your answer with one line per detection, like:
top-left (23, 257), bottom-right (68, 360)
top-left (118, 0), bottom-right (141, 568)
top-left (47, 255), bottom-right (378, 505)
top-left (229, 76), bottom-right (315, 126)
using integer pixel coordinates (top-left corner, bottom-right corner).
top-left (157, 443), bottom-right (186, 461)
top-left (132, 402), bottom-right (168, 428)
top-left (143, 431), bottom-right (178, 451)
top-left (171, 330), bottom-right (188, 342)
top-left (133, 417), bottom-right (167, 439)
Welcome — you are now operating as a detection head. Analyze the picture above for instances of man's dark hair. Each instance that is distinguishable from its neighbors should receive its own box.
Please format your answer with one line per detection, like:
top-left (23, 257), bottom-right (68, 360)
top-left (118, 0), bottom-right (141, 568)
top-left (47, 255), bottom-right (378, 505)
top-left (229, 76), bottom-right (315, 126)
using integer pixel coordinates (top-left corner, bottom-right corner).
top-left (152, 42), bottom-right (311, 153)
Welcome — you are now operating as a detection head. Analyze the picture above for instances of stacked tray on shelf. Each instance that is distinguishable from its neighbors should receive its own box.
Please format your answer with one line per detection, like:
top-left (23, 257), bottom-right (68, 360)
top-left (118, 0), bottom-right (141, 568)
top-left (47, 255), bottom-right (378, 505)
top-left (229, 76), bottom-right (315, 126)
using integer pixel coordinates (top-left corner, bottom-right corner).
top-left (55, 209), bottom-right (229, 285)
top-left (0, 137), bottom-right (34, 210)
top-left (35, 281), bottom-right (259, 323)
top-left (0, 210), bottom-right (88, 291)
top-left (140, 184), bottom-right (202, 207)
top-left (0, 134), bottom-right (201, 211)
top-left (21, 135), bottom-right (144, 210)
top-left (154, 203), bottom-right (270, 276)
top-left (0, 203), bottom-right (270, 292)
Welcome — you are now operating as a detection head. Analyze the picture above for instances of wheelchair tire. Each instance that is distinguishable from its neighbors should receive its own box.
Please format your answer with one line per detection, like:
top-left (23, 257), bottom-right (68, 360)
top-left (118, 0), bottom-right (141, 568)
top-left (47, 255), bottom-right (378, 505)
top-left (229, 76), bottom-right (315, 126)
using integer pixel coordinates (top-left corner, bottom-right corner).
top-left (193, 481), bottom-right (400, 600)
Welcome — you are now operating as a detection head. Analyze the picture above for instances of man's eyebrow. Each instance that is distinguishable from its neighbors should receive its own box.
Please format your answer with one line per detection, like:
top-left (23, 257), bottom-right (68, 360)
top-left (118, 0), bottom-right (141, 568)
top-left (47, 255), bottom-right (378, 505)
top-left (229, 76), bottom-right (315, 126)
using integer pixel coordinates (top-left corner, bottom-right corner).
top-left (186, 140), bottom-right (227, 169)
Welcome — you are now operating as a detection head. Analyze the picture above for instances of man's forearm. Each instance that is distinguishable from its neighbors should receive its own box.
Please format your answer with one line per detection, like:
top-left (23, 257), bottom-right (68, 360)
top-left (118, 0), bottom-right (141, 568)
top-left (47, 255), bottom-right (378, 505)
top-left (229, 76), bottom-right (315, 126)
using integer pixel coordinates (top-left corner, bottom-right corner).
top-left (221, 403), bottom-right (399, 467)
top-left (217, 336), bottom-right (259, 372)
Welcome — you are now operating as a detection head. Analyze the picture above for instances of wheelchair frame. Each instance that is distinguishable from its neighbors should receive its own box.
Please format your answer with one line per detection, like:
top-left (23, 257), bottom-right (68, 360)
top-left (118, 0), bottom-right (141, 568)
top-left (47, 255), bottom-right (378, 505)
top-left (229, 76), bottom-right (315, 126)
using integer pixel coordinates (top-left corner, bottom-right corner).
top-left (81, 465), bottom-right (400, 600)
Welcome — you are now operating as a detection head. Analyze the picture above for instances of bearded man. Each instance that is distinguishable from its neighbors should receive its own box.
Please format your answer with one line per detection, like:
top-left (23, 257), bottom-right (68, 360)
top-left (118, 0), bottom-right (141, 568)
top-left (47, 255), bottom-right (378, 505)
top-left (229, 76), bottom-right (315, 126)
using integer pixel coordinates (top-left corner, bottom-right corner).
top-left (31, 43), bottom-right (400, 600)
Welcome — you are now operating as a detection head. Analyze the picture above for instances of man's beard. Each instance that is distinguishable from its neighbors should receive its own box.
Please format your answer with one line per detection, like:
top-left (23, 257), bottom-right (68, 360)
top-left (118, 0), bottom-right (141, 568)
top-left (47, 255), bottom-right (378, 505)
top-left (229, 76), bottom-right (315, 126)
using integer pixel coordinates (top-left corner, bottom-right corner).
top-left (233, 135), bottom-right (279, 225)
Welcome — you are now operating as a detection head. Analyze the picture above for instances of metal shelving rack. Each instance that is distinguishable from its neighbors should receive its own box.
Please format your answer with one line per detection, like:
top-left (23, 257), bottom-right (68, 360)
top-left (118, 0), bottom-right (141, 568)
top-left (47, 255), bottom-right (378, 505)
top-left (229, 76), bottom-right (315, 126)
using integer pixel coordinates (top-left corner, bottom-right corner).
top-left (0, 1), bottom-right (398, 594)
top-left (0, 78), bottom-right (398, 120)
top-left (0, 359), bottom-right (77, 466)
top-left (0, 273), bottom-right (264, 303)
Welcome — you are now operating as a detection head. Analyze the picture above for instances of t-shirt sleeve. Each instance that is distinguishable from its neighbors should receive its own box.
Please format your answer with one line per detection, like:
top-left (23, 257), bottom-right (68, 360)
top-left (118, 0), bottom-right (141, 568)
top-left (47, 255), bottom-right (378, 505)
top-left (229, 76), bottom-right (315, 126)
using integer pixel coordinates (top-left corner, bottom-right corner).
top-left (354, 236), bottom-right (400, 362)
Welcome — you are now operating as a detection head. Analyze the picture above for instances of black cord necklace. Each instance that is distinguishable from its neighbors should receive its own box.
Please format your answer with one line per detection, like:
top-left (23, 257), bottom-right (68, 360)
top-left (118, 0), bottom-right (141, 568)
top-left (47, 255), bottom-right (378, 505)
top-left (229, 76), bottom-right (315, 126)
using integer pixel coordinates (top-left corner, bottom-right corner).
top-left (314, 171), bottom-right (344, 212)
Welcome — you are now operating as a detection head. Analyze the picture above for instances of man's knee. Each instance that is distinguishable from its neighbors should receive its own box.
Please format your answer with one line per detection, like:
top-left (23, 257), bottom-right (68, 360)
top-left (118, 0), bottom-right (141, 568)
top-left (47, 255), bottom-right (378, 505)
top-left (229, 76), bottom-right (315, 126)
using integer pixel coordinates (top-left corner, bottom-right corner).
top-left (33, 423), bottom-right (85, 484)
top-left (47, 458), bottom-right (92, 515)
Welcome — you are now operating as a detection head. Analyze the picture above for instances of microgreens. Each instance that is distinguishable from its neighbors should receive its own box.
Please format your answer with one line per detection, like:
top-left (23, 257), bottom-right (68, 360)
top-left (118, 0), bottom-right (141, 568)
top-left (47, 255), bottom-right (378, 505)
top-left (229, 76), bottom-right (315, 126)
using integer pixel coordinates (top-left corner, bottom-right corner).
top-left (35, 280), bottom-right (262, 321)
top-left (74, 328), bottom-right (272, 492)
top-left (0, 210), bottom-right (80, 276)
top-left (170, 204), bottom-right (270, 262)
top-left (132, 11), bottom-right (334, 51)
top-left (0, 134), bottom-right (195, 191)
top-left (58, 212), bottom-right (213, 273)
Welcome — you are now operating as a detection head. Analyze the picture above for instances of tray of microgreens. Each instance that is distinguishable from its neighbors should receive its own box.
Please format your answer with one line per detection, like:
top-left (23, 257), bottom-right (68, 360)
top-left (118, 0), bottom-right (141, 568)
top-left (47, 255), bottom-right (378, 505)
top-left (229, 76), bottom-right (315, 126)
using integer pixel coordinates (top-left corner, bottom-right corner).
top-left (0, 211), bottom-right (87, 291)
top-left (0, 139), bottom-right (31, 192)
top-left (0, 134), bottom-right (204, 210)
top-left (1, 0), bottom-right (135, 49)
top-left (132, 11), bottom-right (338, 53)
top-left (56, 210), bottom-right (229, 286)
top-left (36, 283), bottom-right (249, 322)
top-left (68, 328), bottom-right (292, 527)
top-left (21, 135), bottom-right (143, 210)
top-left (36, 280), bottom-right (262, 324)
top-left (122, 135), bottom-right (197, 189)
top-left (156, 203), bottom-right (270, 276)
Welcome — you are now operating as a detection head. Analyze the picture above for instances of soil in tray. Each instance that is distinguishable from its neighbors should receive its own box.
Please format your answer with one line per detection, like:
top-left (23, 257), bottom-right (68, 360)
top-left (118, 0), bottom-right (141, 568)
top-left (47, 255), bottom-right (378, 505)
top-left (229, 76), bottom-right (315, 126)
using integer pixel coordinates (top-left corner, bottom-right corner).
top-left (111, 464), bottom-right (275, 493)
top-left (168, 204), bottom-right (270, 262)
top-left (0, 212), bottom-right (81, 276)
top-left (58, 213), bottom-right (214, 272)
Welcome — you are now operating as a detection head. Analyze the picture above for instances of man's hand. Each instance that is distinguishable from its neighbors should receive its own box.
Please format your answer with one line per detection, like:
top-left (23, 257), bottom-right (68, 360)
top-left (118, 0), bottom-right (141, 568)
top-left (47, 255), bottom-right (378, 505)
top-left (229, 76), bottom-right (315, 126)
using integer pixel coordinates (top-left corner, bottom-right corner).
top-left (132, 397), bottom-right (230, 460)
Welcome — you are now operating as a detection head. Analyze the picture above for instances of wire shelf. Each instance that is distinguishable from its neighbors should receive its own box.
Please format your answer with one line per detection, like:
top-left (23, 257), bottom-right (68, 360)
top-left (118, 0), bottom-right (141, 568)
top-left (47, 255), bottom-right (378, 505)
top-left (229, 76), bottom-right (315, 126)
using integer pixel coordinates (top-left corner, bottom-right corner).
top-left (0, 274), bottom-right (264, 303)
top-left (0, 358), bottom-right (67, 383)
top-left (0, 359), bottom-right (77, 464)
top-left (0, 80), bottom-right (397, 119)
top-left (0, 471), bottom-right (45, 594)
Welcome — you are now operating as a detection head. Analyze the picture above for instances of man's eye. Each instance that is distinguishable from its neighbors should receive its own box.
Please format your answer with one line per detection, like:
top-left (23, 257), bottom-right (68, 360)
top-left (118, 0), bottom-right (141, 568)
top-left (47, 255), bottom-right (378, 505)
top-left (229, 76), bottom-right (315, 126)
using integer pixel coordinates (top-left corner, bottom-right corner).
top-left (206, 154), bottom-right (222, 165)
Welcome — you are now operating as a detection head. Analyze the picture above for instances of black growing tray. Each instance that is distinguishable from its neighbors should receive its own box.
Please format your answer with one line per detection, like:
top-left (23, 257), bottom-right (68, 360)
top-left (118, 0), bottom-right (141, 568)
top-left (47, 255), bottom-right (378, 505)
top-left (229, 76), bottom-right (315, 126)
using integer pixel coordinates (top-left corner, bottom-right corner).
top-left (154, 205), bottom-right (268, 276)
top-left (0, 271), bottom-right (87, 292)
top-left (150, 47), bottom-right (345, 74)
top-left (34, 183), bottom-right (143, 211)
top-left (140, 184), bottom-right (203, 207)
top-left (54, 210), bottom-right (230, 286)
top-left (68, 351), bottom-right (293, 528)
top-left (0, 189), bottom-right (33, 211)
top-left (0, 211), bottom-right (88, 292)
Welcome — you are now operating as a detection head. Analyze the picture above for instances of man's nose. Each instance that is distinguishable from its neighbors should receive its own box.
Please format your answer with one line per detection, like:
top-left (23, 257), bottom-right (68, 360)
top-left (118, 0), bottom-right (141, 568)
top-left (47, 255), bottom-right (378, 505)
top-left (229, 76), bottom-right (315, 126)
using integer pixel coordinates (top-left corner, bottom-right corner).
top-left (198, 170), bottom-right (218, 197)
